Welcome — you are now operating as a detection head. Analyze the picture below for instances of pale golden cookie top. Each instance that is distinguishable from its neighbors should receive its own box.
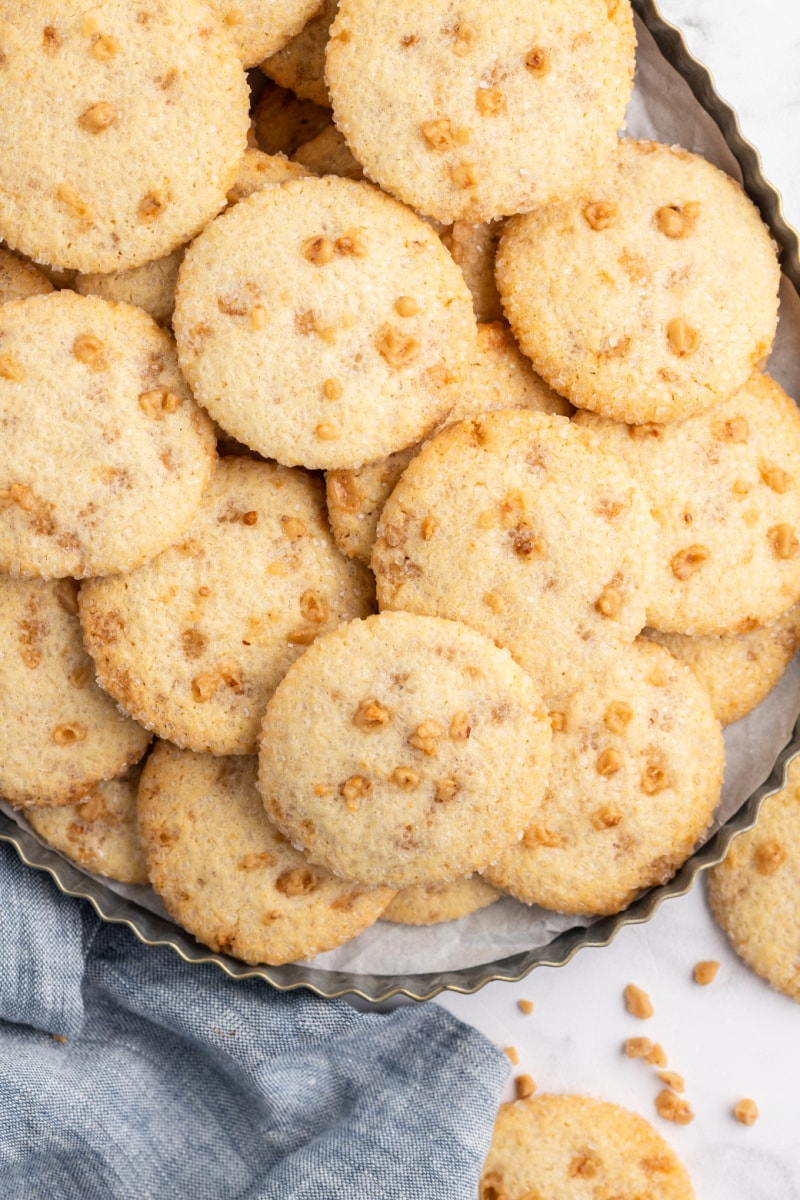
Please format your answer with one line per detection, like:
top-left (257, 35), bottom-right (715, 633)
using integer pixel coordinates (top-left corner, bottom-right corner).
top-left (708, 754), bottom-right (800, 1002)
top-left (173, 176), bottom-right (476, 469)
top-left (484, 639), bottom-right (725, 916)
top-left (139, 742), bottom-right (395, 966)
top-left (481, 1094), bottom-right (695, 1200)
top-left (0, 0), bottom-right (249, 272)
top-left (0, 577), bottom-right (150, 808)
top-left (80, 457), bottom-right (374, 757)
top-left (0, 291), bottom-right (216, 579)
top-left (326, 0), bottom-right (636, 223)
top-left (497, 139), bottom-right (780, 424)
top-left (26, 765), bottom-right (149, 885)
top-left (207, 0), bottom-right (320, 68)
top-left (575, 371), bottom-right (800, 635)
top-left (373, 410), bottom-right (658, 701)
top-left (258, 611), bottom-right (552, 888)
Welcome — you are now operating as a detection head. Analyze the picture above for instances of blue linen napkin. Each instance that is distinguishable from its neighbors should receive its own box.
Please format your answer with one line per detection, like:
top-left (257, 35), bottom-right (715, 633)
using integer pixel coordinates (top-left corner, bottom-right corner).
top-left (0, 842), bottom-right (508, 1199)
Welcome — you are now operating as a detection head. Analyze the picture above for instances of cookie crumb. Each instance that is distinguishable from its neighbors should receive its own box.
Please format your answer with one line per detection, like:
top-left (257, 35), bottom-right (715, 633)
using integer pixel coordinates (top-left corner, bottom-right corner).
top-left (693, 959), bottom-right (720, 985)
top-left (624, 1036), bottom-right (653, 1059)
top-left (517, 998), bottom-right (533, 1016)
top-left (655, 1089), bottom-right (694, 1125)
top-left (658, 1070), bottom-right (685, 1093)
top-left (624, 982), bottom-right (654, 1019)
top-left (734, 1098), bottom-right (759, 1126)
top-left (645, 1043), bottom-right (667, 1068)
top-left (514, 1073), bottom-right (536, 1100)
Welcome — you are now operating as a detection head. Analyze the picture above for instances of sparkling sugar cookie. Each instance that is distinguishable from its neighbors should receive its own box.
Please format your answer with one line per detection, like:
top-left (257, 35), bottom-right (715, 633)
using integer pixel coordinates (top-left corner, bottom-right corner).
top-left (139, 742), bottom-right (395, 965)
top-left (644, 601), bottom-right (800, 727)
top-left (372, 410), bottom-right (657, 701)
top-left (0, 577), bottom-right (150, 808)
top-left (173, 175), bottom-right (476, 470)
top-left (325, 0), bottom-right (636, 223)
top-left (258, 611), bottom-right (552, 888)
top-left (574, 372), bottom-right (800, 634)
top-left (497, 139), bottom-right (780, 425)
top-left (0, 0), bottom-right (249, 272)
top-left (326, 321), bottom-right (570, 564)
top-left (26, 764), bottom-right (149, 884)
top-left (207, 0), bottom-right (320, 68)
top-left (480, 1094), bottom-right (695, 1200)
top-left (708, 754), bottom-right (800, 1002)
top-left (80, 457), bottom-right (374, 756)
top-left (0, 292), bottom-right (216, 579)
top-left (483, 640), bottom-right (725, 916)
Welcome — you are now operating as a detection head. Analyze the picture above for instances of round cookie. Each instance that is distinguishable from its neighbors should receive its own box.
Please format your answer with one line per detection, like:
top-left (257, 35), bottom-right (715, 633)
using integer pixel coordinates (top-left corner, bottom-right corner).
top-left (207, 0), bottom-right (320, 67)
top-left (326, 321), bottom-right (570, 564)
top-left (0, 0), bottom-right (249, 273)
top-left (644, 601), bottom-right (800, 727)
top-left (260, 0), bottom-right (337, 107)
top-left (224, 147), bottom-right (312, 205)
top-left (574, 371), bottom-right (800, 635)
top-left (497, 139), bottom-right (780, 425)
top-left (0, 577), bottom-right (151, 808)
top-left (483, 640), bottom-right (725, 916)
top-left (381, 876), bottom-right (500, 925)
top-left (138, 742), bottom-right (395, 965)
top-left (372, 410), bottom-right (657, 701)
top-left (707, 754), bottom-right (800, 1002)
top-left (174, 175), bottom-right (476, 470)
top-left (80, 457), bottom-right (374, 756)
top-left (26, 764), bottom-right (149, 884)
top-left (0, 292), bottom-right (216, 579)
top-left (0, 247), bottom-right (54, 304)
top-left (326, 0), bottom-right (636, 223)
top-left (440, 219), bottom-right (504, 324)
top-left (480, 1094), bottom-right (695, 1200)
top-left (76, 248), bottom-right (185, 328)
top-left (258, 611), bottom-right (552, 888)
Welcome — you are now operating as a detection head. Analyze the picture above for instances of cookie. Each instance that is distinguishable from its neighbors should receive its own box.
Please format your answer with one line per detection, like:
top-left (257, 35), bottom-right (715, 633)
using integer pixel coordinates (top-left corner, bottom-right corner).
top-left (174, 175), bottom-right (476, 470)
top-left (138, 741), bottom-right (395, 965)
top-left (0, 0), bottom-right (249, 272)
top-left (293, 125), bottom-right (365, 181)
top-left (0, 577), bottom-right (150, 808)
top-left (381, 876), bottom-right (500, 925)
top-left (644, 601), bottom-right (800, 727)
top-left (76, 248), bottom-right (185, 327)
top-left (0, 246), bottom-right (54, 304)
top-left (480, 1094), bottom-right (695, 1200)
top-left (372, 410), bottom-right (657, 701)
top-left (225, 147), bottom-right (312, 204)
top-left (326, 321), bottom-right (570, 563)
top-left (207, 0), bottom-right (320, 67)
top-left (26, 764), bottom-right (148, 884)
top-left (439, 220), bottom-right (504, 323)
top-left (483, 639), bottom-right (725, 915)
top-left (0, 291), bottom-right (216, 579)
top-left (708, 754), bottom-right (800, 1002)
top-left (260, 0), bottom-right (337, 107)
top-left (497, 139), bottom-right (781, 425)
top-left (80, 457), bottom-right (374, 756)
top-left (326, 0), bottom-right (636, 223)
top-left (574, 371), bottom-right (800, 634)
top-left (258, 611), bottom-right (552, 888)
top-left (252, 79), bottom-right (332, 156)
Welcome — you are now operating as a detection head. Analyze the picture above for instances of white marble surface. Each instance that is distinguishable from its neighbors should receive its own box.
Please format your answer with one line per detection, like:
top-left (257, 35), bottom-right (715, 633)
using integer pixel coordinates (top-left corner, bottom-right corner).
top-left (438, 3), bottom-right (800, 1196)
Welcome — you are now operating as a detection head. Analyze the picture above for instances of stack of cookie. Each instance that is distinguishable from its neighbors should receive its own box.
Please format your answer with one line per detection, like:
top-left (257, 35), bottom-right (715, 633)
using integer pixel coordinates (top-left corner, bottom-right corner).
top-left (0, 0), bottom-right (794, 985)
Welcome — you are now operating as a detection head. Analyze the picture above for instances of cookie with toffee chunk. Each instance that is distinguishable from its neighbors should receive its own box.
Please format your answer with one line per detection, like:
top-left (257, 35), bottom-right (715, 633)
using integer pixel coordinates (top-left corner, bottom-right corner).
top-left (139, 741), bottom-right (394, 965)
top-left (0, 291), bottom-right (216, 579)
top-left (0, 0), bottom-right (249, 272)
top-left (373, 410), bottom-right (657, 701)
top-left (0, 576), bottom-right (150, 808)
top-left (80, 457), bottom-right (374, 757)
top-left (497, 139), bottom-right (780, 425)
top-left (326, 0), bottom-right (636, 223)
top-left (483, 640), bottom-right (724, 916)
top-left (174, 175), bottom-right (476, 470)
top-left (207, 0), bottom-right (320, 67)
top-left (258, 611), bottom-right (551, 888)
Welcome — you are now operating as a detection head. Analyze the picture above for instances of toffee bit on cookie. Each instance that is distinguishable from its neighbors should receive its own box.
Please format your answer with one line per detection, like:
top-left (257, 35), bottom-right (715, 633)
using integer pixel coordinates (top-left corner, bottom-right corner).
top-left (449, 711), bottom-right (471, 740)
top-left (524, 46), bottom-right (549, 75)
top-left (596, 747), bottom-right (624, 776)
top-left (754, 840), bottom-right (785, 874)
top-left (72, 334), bottom-right (108, 371)
top-left (768, 524), bottom-right (799, 560)
top-left (624, 983), bottom-right (654, 1019)
top-left (693, 959), bottom-right (720, 985)
top-left (604, 700), bottom-right (633, 733)
top-left (90, 33), bottom-right (120, 61)
top-left (517, 998), bottom-right (533, 1016)
top-left (0, 353), bottom-right (25, 382)
top-left (374, 324), bottom-right (420, 369)
top-left (302, 235), bottom-right (335, 265)
top-left (655, 204), bottom-right (697, 238)
top-left (394, 295), bottom-right (419, 318)
top-left (52, 722), bottom-right (88, 745)
top-left (655, 1089), bottom-right (694, 1125)
top-left (390, 766), bottom-right (420, 789)
top-left (670, 544), bottom-right (709, 580)
top-left (583, 201), bottom-right (618, 231)
top-left (78, 102), bottom-right (118, 134)
top-left (595, 582), bottom-right (623, 618)
top-left (666, 317), bottom-right (700, 357)
top-left (734, 1098), bottom-right (759, 1126)
top-left (514, 1073), bottom-right (536, 1100)
top-left (352, 698), bottom-right (392, 730)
